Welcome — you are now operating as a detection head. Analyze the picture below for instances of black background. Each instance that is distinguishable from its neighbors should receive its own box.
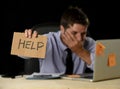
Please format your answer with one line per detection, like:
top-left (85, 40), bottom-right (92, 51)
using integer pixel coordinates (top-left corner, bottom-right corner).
top-left (1, 0), bottom-right (120, 76)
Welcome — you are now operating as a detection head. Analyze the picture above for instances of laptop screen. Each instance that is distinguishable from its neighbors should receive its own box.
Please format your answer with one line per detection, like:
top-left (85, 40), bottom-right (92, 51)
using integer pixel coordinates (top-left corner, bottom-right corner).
top-left (93, 39), bottom-right (120, 82)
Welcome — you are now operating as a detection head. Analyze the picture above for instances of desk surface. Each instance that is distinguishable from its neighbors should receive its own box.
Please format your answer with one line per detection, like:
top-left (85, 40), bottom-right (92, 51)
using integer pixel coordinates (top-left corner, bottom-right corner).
top-left (0, 75), bottom-right (120, 89)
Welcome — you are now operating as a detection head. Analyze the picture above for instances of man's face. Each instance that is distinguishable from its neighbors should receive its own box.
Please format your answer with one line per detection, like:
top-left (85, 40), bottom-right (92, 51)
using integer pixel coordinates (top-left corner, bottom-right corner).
top-left (61, 23), bottom-right (87, 42)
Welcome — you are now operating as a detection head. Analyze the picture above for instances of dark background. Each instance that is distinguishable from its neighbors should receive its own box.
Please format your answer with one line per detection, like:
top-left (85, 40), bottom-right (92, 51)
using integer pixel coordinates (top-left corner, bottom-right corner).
top-left (1, 0), bottom-right (119, 76)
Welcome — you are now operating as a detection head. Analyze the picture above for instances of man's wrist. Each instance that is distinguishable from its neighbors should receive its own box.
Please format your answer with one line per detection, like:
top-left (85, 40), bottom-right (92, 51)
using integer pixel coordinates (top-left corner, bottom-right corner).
top-left (77, 48), bottom-right (91, 65)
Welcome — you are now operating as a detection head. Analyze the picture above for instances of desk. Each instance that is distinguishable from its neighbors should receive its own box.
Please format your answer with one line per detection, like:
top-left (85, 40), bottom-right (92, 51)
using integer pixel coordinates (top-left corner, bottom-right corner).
top-left (0, 76), bottom-right (120, 89)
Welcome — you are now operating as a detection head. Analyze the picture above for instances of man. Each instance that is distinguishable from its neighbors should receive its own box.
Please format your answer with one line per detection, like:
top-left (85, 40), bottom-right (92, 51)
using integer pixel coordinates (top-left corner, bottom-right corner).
top-left (21, 6), bottom-right (95, 75)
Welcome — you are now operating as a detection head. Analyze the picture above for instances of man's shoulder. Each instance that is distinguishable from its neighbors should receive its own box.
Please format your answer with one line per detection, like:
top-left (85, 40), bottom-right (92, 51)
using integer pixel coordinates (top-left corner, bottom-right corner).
top-left (86, 37), bottom-right (95, 42)
top-left (85, 37), bottom-right (96, 46)
top-left (45, 31), bottom-right (60, 39)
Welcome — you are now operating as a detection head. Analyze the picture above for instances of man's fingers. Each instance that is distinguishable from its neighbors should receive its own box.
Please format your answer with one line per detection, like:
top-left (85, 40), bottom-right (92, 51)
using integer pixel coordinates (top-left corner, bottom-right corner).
top-left (32, 30), bottom-right (38, 38)
top-left (64, 31), bottom-right (71, 41)
top-left (24, 29), bottom-right (38, 38)
top-left (67, 30), bottom-right (76, 41)
top-left (61, 33), bottom-right (70, 45)
top-left (28, 29), bottom-right (32, 38)
top-left (24, 29), bottom-right (29, 37)
top-left (24, 29), bottom-right (32, 38)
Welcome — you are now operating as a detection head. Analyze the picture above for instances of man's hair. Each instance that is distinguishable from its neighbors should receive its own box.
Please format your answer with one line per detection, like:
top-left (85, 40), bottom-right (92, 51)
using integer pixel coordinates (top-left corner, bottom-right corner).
top-left (60, 6), bottom-right (90, 29)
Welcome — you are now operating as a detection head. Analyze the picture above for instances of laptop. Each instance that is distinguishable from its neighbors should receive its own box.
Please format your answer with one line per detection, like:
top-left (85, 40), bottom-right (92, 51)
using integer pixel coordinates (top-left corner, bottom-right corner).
top-left (79, 39), bottom-right (120, 82)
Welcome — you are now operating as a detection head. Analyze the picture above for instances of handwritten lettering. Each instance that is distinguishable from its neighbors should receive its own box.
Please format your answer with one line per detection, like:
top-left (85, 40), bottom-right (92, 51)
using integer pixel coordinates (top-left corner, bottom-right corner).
top-left (18, 39), bottom-right (44, 50)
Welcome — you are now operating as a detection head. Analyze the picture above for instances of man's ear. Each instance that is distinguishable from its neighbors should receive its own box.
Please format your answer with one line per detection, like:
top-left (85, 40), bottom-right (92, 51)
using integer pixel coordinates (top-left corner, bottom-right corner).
top-left (60, 25), bottom-right (65, 33)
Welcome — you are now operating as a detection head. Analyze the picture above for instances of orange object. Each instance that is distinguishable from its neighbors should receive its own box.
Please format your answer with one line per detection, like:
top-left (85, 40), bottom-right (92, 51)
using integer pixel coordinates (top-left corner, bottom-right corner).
top-left (66, 74), bottom-right (80, 78)
top-left (108, 53), bottom-right (116, 67)
top-left (96, 42), bottom-right (105, 56)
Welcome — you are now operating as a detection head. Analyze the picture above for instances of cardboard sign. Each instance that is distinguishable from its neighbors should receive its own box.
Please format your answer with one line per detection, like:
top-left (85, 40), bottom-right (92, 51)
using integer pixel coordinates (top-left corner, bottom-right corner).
top-left (11, 32), bottom-right (47, 58)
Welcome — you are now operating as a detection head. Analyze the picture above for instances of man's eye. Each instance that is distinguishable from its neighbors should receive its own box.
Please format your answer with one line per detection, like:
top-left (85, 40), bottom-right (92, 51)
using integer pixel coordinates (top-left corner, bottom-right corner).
top-left (72, 32), bottom-right (77, 35)
top-left (81, 33), bottom-right (87, 36)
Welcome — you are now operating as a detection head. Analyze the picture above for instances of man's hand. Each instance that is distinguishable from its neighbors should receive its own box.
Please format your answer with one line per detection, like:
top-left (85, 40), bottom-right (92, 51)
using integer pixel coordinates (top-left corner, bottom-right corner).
top-left (61, 29), bottom-right (84, 54)
top-left (24, 29), bottom-right (38, 38)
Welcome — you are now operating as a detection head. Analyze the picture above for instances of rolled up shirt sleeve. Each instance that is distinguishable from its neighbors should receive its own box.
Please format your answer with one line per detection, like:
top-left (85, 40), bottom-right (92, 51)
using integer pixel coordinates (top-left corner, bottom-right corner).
top-left (87, 52), bottom-right (95, 70)
top-left (86, 37), bottom-right (96, 71)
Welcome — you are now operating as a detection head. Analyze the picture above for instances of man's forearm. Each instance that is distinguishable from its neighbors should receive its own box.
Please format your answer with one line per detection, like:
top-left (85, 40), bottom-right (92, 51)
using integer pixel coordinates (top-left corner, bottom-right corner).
top-left (77, 48), bottom-right (91, 65)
